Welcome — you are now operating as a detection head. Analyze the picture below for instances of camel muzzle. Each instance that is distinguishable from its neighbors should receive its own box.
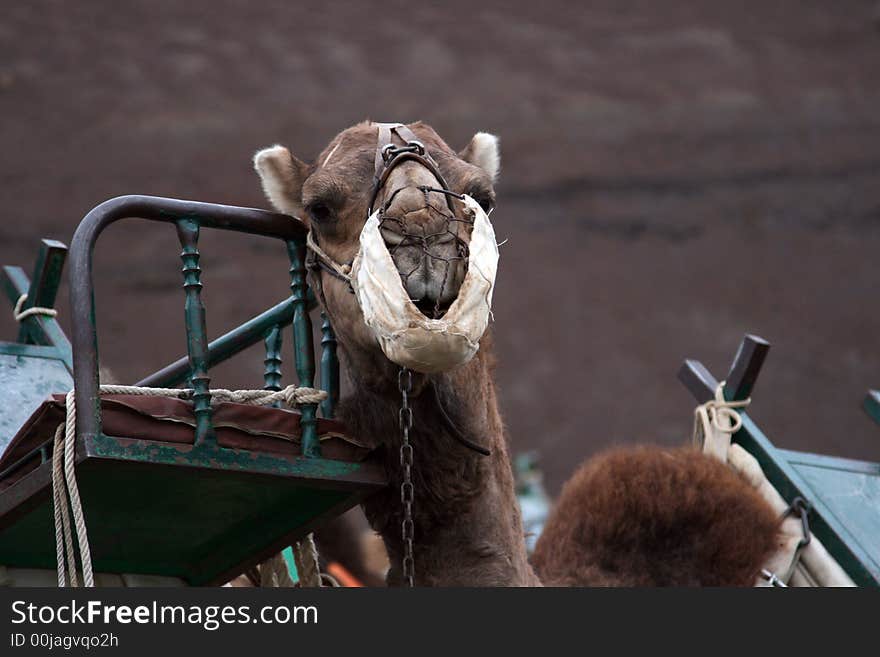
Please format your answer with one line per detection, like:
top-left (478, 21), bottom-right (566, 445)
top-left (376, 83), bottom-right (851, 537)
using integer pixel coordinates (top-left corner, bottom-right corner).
top-left (378, 188), bottom-right (469, 318)
top-left (306, 122), bottom-right (500, 373)
top-left (351, 194), bottom-right (499, 373)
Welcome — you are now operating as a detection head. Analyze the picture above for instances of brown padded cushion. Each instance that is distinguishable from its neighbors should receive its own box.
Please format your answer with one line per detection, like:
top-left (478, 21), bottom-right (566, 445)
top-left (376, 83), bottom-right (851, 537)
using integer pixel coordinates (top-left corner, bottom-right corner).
top-left (0, 394), bottom-right (371, 490)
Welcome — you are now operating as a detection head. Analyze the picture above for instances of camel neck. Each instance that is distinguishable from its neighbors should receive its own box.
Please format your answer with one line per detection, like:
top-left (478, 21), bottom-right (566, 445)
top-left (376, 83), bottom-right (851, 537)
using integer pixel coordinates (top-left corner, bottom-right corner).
top-left (336, 349), bottom-right (539, 586)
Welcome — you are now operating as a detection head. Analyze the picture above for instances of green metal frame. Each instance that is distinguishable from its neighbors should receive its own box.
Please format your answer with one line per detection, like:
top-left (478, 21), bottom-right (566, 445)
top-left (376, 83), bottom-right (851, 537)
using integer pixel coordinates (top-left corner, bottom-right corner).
top-left (864, 390), bottom-right (880, 427)
top-left (287, 240), bottom-right (320, 457)
top-left (1, 241), bottom-right (75, 454)
top-left (0, 196), bottom-right (378, 585)
top-left (58, 196), bottom-right (342, 452)
top-left (320, 312), bottom-right (339, 419)
top-left (0, 450), bottom-right (381, 585)
top-left (679, 335), bottom-right (880, 587)
top-left (1, 239), bottom-right (73, 370)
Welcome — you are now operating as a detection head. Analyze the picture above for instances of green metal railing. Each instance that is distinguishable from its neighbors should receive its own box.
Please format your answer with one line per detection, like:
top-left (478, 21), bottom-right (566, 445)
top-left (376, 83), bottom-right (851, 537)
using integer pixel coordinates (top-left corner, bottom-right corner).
top-left (65, 195), bottom-right (339, 460)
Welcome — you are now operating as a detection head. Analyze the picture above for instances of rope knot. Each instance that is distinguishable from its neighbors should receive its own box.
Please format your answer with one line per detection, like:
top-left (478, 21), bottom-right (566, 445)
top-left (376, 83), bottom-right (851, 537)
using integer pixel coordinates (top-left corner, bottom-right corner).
top-left (692, 381), bottom-right (750, 449)
top-left (306, 230), bottom-right (353, 284)
top-left (13, 294), bottom-right (58, 322)
top-left (283, 384), bottom-right (328, 407)
top-left (282, 385), bottom-right (307, 407)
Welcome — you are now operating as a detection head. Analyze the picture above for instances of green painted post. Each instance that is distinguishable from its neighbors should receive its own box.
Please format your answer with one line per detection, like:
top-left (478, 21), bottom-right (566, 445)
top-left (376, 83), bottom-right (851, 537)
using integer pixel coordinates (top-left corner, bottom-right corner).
top-left (864, 390), bottom-right (880, 427)
top-left (287, 239), bottom-right (319, 457)
top-left (320, 312), bottom-right (339, 419)
top-left (17, 239), bottom-right (68, 345)
top-left (266, 319), bottom-right (296, 588)
top-left (176, 218), bottom-right (214, 445)
top-left (263, 324), bottom-right (283, 407)
top-left (2, 265), bottom-right (73, 369)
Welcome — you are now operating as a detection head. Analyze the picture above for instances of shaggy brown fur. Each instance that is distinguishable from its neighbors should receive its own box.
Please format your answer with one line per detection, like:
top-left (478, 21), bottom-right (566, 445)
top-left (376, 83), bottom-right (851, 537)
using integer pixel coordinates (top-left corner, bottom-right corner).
top-left (531, 446), bottom-right (780, 586)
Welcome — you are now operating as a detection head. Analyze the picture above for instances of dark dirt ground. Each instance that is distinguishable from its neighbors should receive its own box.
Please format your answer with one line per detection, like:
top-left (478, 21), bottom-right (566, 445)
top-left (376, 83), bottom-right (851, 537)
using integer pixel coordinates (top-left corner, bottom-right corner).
top-left (1, 1), bottom-right (879, 494)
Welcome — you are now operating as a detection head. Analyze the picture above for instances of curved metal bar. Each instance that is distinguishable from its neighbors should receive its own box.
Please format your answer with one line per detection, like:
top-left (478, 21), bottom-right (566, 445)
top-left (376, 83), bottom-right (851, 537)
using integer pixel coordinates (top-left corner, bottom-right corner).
top-left (68, 195), bottom-right (307, 444)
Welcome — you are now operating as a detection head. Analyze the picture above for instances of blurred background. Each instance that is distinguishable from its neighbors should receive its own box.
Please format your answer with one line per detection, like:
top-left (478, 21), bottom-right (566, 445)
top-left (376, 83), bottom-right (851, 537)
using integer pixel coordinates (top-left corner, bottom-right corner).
top-left (1, 0), bottom-right (878, 494)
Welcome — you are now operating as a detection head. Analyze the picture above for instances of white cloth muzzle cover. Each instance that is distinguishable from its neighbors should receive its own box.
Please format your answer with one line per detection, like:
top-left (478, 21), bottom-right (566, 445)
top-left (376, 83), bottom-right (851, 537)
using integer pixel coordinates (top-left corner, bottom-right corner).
top-left (350, 194), bottom-right (498, 373)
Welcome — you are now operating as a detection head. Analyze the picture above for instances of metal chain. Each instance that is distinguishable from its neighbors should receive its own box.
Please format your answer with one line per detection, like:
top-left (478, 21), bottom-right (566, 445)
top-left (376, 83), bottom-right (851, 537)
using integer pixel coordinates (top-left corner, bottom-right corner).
top-left (398, 367), bottom-right (415, 587)
top-left (781, 496), bottom-right (812, 582)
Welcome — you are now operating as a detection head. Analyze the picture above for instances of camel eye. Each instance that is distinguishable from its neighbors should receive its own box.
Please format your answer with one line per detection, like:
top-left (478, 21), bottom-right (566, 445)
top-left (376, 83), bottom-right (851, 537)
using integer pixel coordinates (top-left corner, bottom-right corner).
top-left (477, 197), bottom-right (495, 213)
top-left (471, 193), bottom-right (495, 214)
top-left (465, 184), bottom-right (495, 214)
top-left (307, 202), bottom-right (333, 224)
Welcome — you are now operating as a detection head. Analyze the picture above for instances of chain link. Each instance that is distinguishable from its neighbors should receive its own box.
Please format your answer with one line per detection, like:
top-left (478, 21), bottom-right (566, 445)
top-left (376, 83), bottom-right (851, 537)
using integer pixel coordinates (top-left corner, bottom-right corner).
top-left (398, 367), bottom-right (415, 587)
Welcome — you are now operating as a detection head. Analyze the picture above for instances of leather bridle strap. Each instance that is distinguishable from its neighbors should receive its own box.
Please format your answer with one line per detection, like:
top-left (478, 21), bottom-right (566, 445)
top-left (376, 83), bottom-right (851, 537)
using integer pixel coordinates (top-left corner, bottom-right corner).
top-left (368, 122), bottom-right (455, 215)
top-left (373, 122), bottom-right (429, 180)
top-left (307, 119), bottom-right (465, 287)
top-left (306, 123), bottom-right (489, 457)
top-left (373, 122), bottom-right (398, 180)
top-left (308, 122), bottom-right (459, 285)
top-left (431, 381), bottom-right (491, 456)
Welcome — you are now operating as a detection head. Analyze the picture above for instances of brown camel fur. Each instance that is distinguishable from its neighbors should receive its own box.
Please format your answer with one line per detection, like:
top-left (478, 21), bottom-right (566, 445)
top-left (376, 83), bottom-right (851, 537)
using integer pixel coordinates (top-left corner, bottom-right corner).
top-left (256, 122), bottom-right (537, 586)
top-left (254, 121), bottom-right (779, 587)
top-left (531, 446), bottom-right (780, 586)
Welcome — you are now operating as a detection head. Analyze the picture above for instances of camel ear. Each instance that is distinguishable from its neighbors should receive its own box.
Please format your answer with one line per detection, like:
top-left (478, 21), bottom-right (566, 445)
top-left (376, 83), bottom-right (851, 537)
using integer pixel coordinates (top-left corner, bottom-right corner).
top-left (253, 145), bottom-right (309, 216)
top-left (459, 132), bottom-right (500, 182)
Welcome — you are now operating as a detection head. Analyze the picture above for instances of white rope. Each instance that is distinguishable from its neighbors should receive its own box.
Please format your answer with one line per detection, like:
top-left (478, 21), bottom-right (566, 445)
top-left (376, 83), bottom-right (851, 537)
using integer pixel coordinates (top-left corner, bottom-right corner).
top-left (51, 424), bottom-right (77, 587)
top-left (90, 384), bottom-right (327, 407)
top-left (51, 382), bottom-right (327, 587)
top-left (306, 231), bottom-right (352, 283)
top-left (293, 533), bottom-right (322, 587)
top-left (62, 390), bottom-right (95, 587)
top-left (691, 381), bottom-right (750, 460)
top-left (259, 553), bottom-right (295, 588)
top-left (13, 294), bottom-right (58, 321)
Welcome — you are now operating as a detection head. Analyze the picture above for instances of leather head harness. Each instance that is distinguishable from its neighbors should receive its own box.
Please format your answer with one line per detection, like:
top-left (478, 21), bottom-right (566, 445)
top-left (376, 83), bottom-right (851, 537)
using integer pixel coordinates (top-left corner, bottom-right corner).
top-left (304, 123), bottom-right (491, 457)
top-left (305, 122), bottom-right (465, 290)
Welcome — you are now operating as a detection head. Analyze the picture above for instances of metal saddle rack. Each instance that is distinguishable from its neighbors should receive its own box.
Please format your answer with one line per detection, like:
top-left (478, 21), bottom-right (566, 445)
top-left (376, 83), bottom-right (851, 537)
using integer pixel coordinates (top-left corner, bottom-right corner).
top-left (680, 334), bottom-right (880, 587)
top-left (0, 196), bottom-right (386, 586)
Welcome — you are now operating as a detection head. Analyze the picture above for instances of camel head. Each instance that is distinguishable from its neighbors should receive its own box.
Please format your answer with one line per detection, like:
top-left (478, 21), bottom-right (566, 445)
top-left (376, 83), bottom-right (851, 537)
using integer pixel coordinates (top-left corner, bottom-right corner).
top-left (254, 121), bottom-right (500, 383)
